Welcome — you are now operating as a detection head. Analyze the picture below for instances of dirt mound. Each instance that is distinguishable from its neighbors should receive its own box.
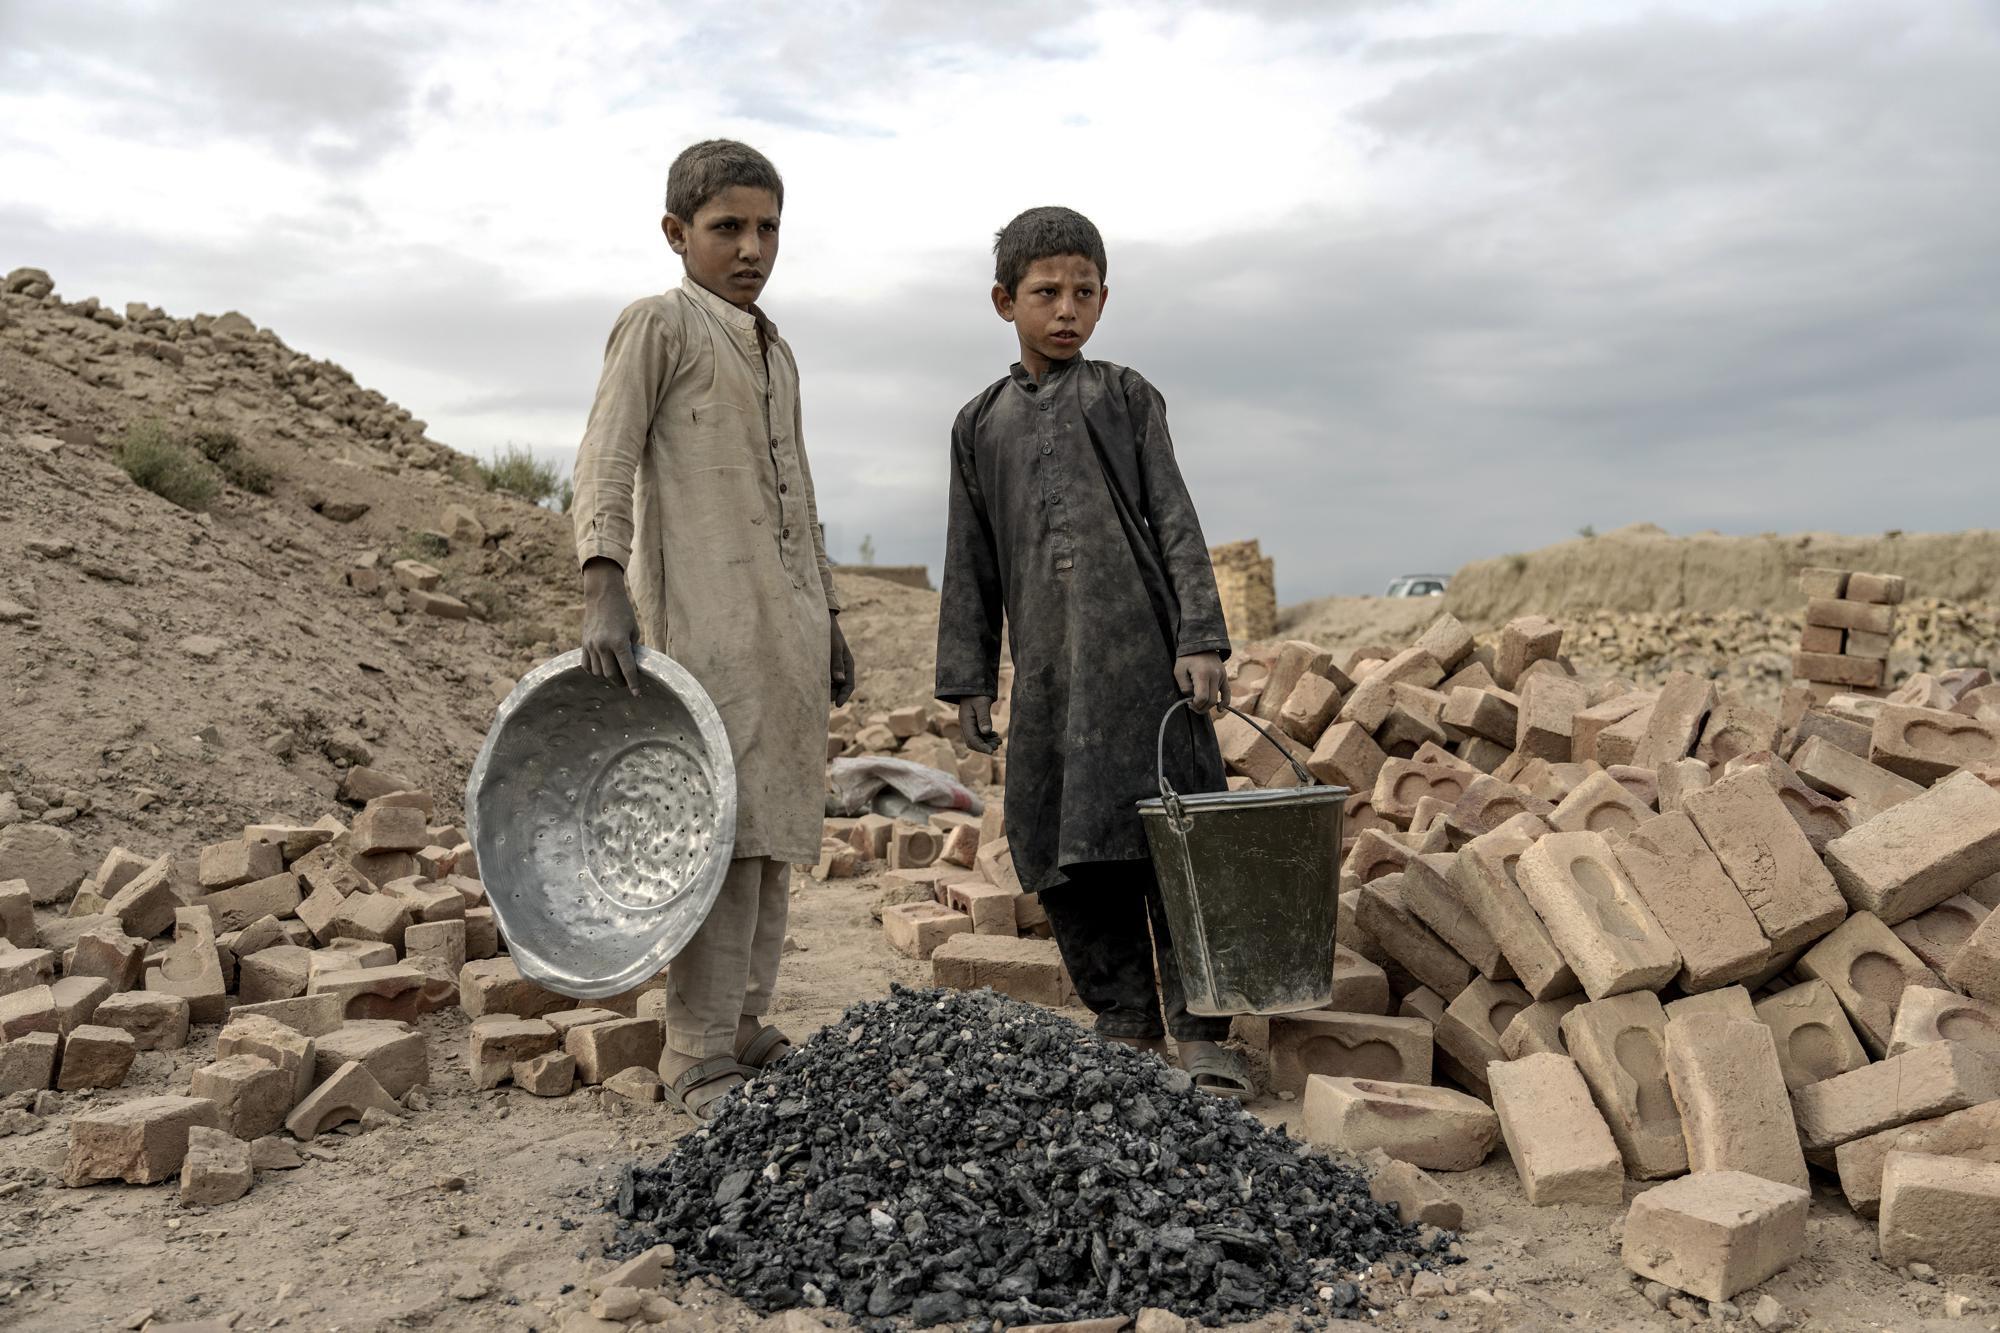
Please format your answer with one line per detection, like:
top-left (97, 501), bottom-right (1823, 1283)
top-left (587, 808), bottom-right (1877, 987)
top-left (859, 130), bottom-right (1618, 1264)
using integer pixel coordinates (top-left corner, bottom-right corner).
top-left (1444, 524), bottom-right (2000, 621)
top-left (0, 267), bottom-right (958, 876)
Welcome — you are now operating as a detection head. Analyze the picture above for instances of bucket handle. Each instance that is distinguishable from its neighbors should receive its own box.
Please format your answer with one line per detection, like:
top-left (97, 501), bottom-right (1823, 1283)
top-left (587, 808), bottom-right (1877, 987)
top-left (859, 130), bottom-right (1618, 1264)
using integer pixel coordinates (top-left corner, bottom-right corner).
top-left (1156, 698), bottom-right (1315, 820)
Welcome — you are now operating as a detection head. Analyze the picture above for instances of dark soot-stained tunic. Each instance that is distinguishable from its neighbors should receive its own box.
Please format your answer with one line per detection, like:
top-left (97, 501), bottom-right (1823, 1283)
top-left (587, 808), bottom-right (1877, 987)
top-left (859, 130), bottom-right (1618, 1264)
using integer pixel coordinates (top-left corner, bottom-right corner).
top-left (936, 358), bottom-right (1230, 894)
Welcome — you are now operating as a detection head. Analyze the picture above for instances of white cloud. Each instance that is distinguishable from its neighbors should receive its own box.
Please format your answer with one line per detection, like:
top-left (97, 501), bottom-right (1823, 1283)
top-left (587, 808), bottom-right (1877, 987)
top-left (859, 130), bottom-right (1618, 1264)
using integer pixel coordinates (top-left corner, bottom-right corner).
top-left (3, 0), bottom-right (1996, 599)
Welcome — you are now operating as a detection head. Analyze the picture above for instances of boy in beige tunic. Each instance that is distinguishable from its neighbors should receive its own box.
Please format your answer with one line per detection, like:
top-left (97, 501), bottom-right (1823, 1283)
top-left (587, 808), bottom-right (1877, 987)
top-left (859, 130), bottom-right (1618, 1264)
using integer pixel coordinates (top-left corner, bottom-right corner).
top-left (570, 139), bottom-right (854, 1120)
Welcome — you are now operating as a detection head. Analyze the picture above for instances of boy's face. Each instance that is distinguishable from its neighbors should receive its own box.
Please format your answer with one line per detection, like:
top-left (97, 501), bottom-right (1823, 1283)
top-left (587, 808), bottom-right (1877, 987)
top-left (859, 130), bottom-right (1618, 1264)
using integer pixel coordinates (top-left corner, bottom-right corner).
top-left (993, 254), bottom-right (1107, 373)
top-left (663, 185), bottom-right (781, 309)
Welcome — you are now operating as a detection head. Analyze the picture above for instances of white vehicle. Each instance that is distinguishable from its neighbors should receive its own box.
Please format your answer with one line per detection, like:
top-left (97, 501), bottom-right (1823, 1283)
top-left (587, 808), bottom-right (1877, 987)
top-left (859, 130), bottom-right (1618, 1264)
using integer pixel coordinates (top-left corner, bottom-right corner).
top-left (1384, 574), bottom-right (1449, 598)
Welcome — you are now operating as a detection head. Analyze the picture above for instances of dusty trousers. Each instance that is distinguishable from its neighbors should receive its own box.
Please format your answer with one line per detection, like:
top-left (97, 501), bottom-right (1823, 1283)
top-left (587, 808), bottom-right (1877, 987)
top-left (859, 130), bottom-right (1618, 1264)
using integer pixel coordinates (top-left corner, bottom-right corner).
top-left (664, 855), bottom-right (789, 1059)
top-left (1039, 858), bottom-right (1230, 1043)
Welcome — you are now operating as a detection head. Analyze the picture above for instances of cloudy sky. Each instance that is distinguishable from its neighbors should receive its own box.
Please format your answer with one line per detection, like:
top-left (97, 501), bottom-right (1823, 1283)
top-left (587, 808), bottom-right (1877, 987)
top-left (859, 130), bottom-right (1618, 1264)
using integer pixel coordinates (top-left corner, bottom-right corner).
top-left (4, 0), bottom-right (1996, 602)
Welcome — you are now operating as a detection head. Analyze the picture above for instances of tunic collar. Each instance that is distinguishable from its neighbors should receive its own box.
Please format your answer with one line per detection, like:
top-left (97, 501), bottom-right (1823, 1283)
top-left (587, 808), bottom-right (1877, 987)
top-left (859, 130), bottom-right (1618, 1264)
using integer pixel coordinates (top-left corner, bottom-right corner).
top-left (1009, 355), bottom-right (1080, 394)
top-left (679, 274), bottom-right (778, 341)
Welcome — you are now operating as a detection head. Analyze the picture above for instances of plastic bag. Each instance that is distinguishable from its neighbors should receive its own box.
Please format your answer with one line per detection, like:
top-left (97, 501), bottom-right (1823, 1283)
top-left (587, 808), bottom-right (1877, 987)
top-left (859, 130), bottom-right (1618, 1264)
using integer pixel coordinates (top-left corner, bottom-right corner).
top-left (827, 756), bottom-right (984, 818)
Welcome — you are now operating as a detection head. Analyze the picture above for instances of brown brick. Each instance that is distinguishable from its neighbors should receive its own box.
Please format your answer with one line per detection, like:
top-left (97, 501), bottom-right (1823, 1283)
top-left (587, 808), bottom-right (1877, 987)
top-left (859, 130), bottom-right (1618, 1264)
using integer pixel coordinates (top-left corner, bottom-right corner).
top-left (1799, 567), bottom-right (1850, 598)
top-left (1622, 1171), bottom-right (1809, 1303)
top-left (0, 1029), bottom-right (58, 1094)
top-left (1795, 912), bottom-right (1942, 1055)
top-left (197, 839), bottom-right (283, 891)
top-left (1442, 687), bottom-right (1518, 748)
top-left (1844, 628), bottom-right (1893, 660)
top-left (883, 901), bottom-right (972, 960)
top-left (230, 992), bottom-right (344, 1037)
top-left (1343, 826), bottom-right (1429, 884)
top-left (566, 1017), bottom-right (661, 1085)
top-left (308, 963), bottom-right (433, 1023)
top-left (285, 1059), bottom-right (400, 1139)
top-left (1497, 993), bottom-right (1586, 1059)
top-left (1331, 944), bottom-right (1390, 1014)
top-left (1452, 815), bottom-right (1575, 1000)
top-left (1871, 704), bottom-right (2000, 785)
top-left (1547, 770), bottom-right (1654, 840)
top-left (1448, 776), bottom-right (1553, 839)
top-left (1836, 1100), bottom-right (2000, 1218)
top-left (945, 881), bottom-right (1019, 936)
top-left (1664, 986), bottom-right (1755, 1025)
top-left (63, 927), bottom-right (147, 991)
top-left (1887, 986), bottom-right (2000, 1059)
top-left (1256, 640), bottom-right (1336, 723)
top-left (1682, 770), bottom-right (1846, 951)
top-left (192, 1053), bottom-right (294, 1139)
top-left (1662, 1015), bottom-right (1807, 1191)
top-left (1401, 854), bottom-right (1511, 981)
top-left (930, 933), bottom-right (1072, 1006)
top-left (1299, 1075), bottom-right (1499, 1170)
top-left (1879, 1151), bottom-right (2000, 1272)
top-left (1279, 673), bottom-right (1342, 743)
top-left (65, 1094), bottom-right (221, 1185)
top-left (1561, 991), bottom-right (1688, 1179)
top-left (55, 1024), bottom-right (135, 1091)
top-left (1751, 978), bottom-right (1869, 1092)
top-left (1435, 976), bottom-right (1531, 1096)
top-left (143, 906), bottom-right (228, 1025)
top-left (1614, 812), bottom-right (1768, 992)
top-left (217, 1013), bottom-right (316, 1103)
top-left (1792, 1041), bottom-right (2000, 1167)
top-left (102, 855), bottom-right (177, 941)
top-left (1798, 624), bottom-right (1844, 654)
top-left (1892, 894), bottom-right (1989, 974)
top-left (457, 958), bottom-right (566, 1019)
top-left (316, 1020), bottom-right (427, 1097)
top-left (1806, 597), bottom-right (1894, 635)
top-left (381, 877), bottom-right (464, 923)
top-left (1267, 1011), bottom-right (1432, 1094)
top-left (1691, 696), bottom-right (1779, 767)
top-left (1494, 617), bottom-right (1562, 692)
top-left (0, 944), bottom-right (55, 998)
top-left (1792, 710), bottom-right (1873, 762)
top-left (1413, 614), bottom-right (1475, 672)
top-left (1489, 1053), bottom-right (1624, 1204)
top-left (1594, 703), bottom-right (1657, 768)
top-left (1843, 572), bottom-right (1904, 606)
top-left (889, 822), bottom-right (942, 870)
top-left (1728, 752), bottom-right (1854, 854)
top-left (1823, 773), bottom-right (2000, 932)
top-left (1513, 674), bottom-right (1588, 765)
top-left (1573, 693), bottom-right (1655, 766)
top-left (1793, 733), bottom-right (1925, 818)
top-left (91, 991), bottom-right (189, 1052)
top-left (1946, 902), bottom-right (2000, 1002)
top-left (1629, 672), bottom-right (1715, 769)
top-left (1516, 831), bottom-right (1679, 999)
top-left (1355, 876), bottom-right (1472, 1002)
top-left (1371, 760), bottom-right (1472, 826)
top-left (1379, 688), bottom-right (1451, 754)
top-left (1363, 1150), bottom-right (1464, 1229)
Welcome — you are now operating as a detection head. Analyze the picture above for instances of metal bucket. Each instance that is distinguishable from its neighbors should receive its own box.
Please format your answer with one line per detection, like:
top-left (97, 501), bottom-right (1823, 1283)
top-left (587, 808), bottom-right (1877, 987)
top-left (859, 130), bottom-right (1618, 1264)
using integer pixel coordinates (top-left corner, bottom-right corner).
top-left (1137, 701), bottom-right (1347, 1016)
top-left (466, 647), bottom-right (737, 1000)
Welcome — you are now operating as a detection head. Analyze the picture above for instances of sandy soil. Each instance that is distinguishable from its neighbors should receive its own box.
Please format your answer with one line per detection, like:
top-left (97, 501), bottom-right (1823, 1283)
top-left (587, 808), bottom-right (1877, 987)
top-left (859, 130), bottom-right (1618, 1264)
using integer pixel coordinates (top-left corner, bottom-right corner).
top-left (5, 871), bottom-right (1989, 1333)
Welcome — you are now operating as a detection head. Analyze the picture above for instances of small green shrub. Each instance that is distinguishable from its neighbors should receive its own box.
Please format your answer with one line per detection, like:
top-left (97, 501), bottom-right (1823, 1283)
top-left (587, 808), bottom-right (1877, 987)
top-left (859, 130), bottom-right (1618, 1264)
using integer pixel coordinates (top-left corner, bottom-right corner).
top-left (116, 420), bottom-right (219, 511)
top-left (1505, 552), bottom-right (1529, 575)
top-left (389, 529), bottom-right (451, 564)
top-left (555, 479), bottom-right (574, 514)
top-left (1577, 524), bottom-right (1597, 539)
top-left (477, 444), bottom-right (561, 504)
top-left (189, 426), bottom-right (273, 494)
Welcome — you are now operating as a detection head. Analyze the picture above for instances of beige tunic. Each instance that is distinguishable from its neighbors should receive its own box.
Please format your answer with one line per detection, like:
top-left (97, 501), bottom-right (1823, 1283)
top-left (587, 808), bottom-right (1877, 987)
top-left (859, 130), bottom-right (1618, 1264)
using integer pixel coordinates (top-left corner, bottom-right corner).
top-left (571, 276), bottom-right (839, 865)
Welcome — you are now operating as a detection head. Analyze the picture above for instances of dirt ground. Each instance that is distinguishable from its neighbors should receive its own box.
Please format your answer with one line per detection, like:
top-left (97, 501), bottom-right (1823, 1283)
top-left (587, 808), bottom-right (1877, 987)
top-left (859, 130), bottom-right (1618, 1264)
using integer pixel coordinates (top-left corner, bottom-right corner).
top-left (5, 869), bottom-right (1992, 1333)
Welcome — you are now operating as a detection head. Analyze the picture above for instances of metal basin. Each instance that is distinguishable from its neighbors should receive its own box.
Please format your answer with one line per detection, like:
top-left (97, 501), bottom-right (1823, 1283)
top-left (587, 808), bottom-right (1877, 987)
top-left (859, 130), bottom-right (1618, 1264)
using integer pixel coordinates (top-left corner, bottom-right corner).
top-left (466, 648), bottom-right (736, 999)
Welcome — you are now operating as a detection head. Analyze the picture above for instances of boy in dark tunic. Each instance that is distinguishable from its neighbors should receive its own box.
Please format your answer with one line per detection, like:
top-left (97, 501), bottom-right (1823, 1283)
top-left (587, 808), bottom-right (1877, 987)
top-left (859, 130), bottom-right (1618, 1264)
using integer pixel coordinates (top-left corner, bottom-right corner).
top-left (935, 206), bottom-right (1251, 1095)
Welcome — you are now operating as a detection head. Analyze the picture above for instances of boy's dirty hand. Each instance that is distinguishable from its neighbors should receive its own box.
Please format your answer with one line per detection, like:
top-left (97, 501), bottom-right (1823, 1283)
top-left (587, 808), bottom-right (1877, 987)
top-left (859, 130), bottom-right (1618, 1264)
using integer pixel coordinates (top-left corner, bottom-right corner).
top-left (580, 557), bottom-right (642, 695)
top-left (1175, 652), bottom-right (1229, 714)
top-left (829, 617), bottom-right (856, 706)
top-left (959, 697), bottom-right (1002, 755)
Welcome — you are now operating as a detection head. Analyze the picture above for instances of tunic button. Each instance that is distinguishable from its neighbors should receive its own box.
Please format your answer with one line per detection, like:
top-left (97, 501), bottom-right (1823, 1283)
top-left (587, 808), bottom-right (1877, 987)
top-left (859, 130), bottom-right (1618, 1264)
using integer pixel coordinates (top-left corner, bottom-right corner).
top-left (782, 527), bottom-right (791, 538)
top-left (780, 482), bottom-right (789, 493)
top-left (1039, 401), bottom-right (1051, 412)
top-left (1040, 445), bottom-right (1053, 455)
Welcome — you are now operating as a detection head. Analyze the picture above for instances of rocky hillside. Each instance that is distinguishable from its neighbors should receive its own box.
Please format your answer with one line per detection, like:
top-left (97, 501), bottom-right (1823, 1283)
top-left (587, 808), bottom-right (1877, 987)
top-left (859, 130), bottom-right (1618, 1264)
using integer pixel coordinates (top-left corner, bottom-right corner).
top-left (0, 266), bottom-right (935, 880)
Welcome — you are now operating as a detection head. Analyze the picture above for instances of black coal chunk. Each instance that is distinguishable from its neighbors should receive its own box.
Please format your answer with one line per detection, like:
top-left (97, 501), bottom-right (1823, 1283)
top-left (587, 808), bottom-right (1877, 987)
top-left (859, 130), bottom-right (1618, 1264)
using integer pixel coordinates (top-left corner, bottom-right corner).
top-left (609, 986), bottom-right (1438, 1328)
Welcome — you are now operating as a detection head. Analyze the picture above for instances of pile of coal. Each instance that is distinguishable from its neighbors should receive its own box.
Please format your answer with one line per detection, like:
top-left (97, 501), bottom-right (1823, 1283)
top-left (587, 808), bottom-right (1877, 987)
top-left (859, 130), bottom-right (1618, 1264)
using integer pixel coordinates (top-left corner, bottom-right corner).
top-left (610, 986), bottom-right (1439, 1327)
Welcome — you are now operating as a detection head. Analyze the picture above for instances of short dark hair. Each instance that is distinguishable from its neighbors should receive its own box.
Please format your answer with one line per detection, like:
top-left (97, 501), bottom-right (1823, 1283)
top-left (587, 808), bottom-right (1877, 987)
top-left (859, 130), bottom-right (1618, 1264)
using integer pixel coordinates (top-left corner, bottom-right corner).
top-left (993, 206), bottom-right (1107, 297)
top-left (664, 139), bottom-right (784, 221)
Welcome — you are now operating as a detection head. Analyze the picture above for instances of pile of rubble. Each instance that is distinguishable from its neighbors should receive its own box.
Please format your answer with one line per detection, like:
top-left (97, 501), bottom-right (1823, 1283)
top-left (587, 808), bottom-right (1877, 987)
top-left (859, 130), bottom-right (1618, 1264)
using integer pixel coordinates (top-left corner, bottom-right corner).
top-left (1198, 584), bottom-right (2000, 1307)
top-left (0, 774), bottom-right (678, 1206)
top-left (1, 266), bottom-right (462, 474)
top-left (611, 985), bottom-right (1436, 1328)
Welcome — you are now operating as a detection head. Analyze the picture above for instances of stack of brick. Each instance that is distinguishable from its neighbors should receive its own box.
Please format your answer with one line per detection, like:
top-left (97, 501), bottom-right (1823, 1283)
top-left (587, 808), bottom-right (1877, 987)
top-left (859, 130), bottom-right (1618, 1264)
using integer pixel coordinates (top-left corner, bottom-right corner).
top-left (1210, 538), bottom-right (1278, 642)
top-left (1793, 567), bottom-right (1905, 697)
top-left (825, 688), bottom-right (1006, 791)
top-left (1225, 609), bottom-right (2000, 1295)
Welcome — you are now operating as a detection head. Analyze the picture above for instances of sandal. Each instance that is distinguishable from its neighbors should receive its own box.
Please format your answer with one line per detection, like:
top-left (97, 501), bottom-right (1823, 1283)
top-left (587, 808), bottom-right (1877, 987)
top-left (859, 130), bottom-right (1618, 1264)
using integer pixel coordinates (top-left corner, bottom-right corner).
top-left (662, 1054), bottom-right (750, 1123)
top-left (737, 1025), bottom-right (794, 1072)
top-left (1178, 1040), bottom-right (1255, 1100)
